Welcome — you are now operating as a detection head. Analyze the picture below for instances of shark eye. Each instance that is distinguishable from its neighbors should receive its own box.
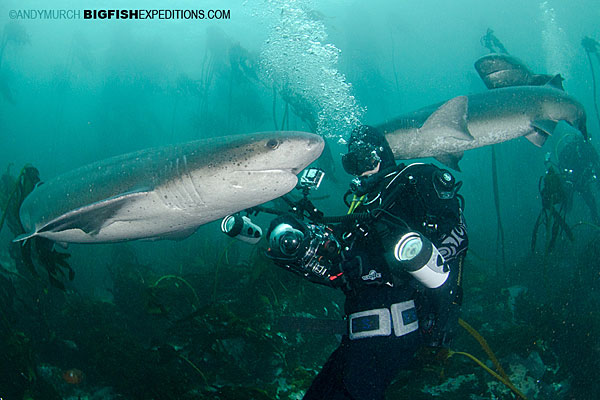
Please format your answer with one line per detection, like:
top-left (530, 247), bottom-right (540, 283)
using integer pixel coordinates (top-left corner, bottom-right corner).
top-left (266, 138), bottom-right (280, 150)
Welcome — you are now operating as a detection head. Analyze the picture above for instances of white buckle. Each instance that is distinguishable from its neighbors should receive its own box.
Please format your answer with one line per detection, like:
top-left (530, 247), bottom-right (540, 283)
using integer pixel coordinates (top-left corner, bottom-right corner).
top-left (348, 301), bottom-right (418, 340)
top-left (391, 300), bottom-right (419, 337)
top-left (348, 308), bottom-right (391, 340)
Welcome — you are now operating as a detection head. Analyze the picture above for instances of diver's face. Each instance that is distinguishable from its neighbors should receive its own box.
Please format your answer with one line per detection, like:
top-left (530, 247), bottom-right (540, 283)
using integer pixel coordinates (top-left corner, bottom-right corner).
top-left (342, 142), bottom-right (381, 176)
top-left (361, 162), bottom-right (381, 176)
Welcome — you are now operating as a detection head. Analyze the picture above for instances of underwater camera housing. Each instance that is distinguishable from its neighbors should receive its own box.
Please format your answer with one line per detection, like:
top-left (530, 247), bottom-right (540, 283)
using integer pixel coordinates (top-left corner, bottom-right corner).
top-left (267, 220), bottom-right (340, 283)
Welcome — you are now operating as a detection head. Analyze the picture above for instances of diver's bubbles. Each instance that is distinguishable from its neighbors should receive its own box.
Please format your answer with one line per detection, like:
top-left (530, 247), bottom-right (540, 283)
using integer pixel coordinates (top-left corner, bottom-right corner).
top-left (254, 0), bottom-right (364, 140)
top-left (539, 1), bottom-right (574, 80)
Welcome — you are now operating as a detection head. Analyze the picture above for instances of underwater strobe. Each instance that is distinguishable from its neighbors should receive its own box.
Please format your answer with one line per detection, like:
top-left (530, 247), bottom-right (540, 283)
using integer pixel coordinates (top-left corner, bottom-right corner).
top-left (221, 214), bottom-right (263, 244)
top-left (392, 232), bottom-right (449, 288)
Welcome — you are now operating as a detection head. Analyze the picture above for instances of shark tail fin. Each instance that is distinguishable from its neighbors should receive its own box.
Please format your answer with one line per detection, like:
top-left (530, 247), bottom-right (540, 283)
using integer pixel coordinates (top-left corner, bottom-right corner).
top-left (13, 231), bottom-right (37, 244)
top-left (421, 96), bottom-right (473, 141)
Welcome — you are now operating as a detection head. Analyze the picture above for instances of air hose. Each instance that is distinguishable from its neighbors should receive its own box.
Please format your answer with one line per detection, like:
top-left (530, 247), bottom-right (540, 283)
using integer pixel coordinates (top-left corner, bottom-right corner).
top-left (454, 318), bottom-right (528, 400)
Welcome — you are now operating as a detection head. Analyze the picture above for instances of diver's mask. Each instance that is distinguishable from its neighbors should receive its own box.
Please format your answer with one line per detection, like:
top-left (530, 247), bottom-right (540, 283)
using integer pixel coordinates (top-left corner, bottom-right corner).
top-left (342, 141), bottom-right (382, 176)
top-left (433, 169), bottom-right (462, 200)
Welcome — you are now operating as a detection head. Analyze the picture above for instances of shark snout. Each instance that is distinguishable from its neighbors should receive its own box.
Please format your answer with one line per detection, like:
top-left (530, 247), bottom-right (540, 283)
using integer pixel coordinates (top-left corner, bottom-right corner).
top-left (283, 133), bottom-right (324, 175)
top-left (306, 135), bottom-right (325, 151)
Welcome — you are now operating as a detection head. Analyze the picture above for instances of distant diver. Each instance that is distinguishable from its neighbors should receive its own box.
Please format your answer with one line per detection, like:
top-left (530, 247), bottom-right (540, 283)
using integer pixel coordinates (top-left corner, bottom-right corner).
top-left (557, 135), bottom-right (600, 224)
top-left (480, 28), bottom-right (508, 54)
top-left (531, 160), bottom-right (574, 253)
top-left (531, 135), bottom-right (600, 253)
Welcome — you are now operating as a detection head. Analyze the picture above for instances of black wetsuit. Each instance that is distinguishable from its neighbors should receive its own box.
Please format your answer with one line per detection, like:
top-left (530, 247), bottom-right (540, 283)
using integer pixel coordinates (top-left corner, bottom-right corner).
top-left (304, 163), bottom-right (468, 400)
top-left (558, 140), bottom-right (600, 224)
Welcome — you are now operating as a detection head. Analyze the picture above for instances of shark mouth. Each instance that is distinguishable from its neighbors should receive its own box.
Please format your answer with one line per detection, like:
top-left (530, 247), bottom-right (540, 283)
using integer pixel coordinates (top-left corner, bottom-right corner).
top-left (242, 168), bottom-right (300, 175)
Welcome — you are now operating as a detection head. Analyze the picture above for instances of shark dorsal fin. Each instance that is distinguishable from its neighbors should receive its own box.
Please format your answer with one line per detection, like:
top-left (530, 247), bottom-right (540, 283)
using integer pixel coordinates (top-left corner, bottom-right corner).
top-left (421, 96), bottom-right (473, 141)
top-left (544, 74), bottom-right (565, 91)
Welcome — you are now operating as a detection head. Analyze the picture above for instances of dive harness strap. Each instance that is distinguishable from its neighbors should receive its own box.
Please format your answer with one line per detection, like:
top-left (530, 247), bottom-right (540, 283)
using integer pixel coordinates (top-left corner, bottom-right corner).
top-left (348, 300), bottom-right (418, 340)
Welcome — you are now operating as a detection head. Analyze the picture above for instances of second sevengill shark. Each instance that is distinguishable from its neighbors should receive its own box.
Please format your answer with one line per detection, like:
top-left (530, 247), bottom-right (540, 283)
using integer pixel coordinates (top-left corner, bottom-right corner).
top-left (15, 131), bottom-right (324, 244)
top-left (378, 84), bottom-right (587, 170)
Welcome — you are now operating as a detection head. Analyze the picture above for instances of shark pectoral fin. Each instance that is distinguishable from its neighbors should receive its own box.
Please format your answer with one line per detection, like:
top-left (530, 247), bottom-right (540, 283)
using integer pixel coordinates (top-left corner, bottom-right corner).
top-left (525, 131), bottom-right (549, 147)
top-left (13, 231), bottom-right (37, 243)
top-left (531, 119), bottom-right (558, 137)
top-left (434, 151), bottom-right (464, 172)
top-left (38, 189), bottom-right (150, 237)
top-left (421, 96), bottom-right (473, 141)
top-left (545, 74), bottom-right (565, 91)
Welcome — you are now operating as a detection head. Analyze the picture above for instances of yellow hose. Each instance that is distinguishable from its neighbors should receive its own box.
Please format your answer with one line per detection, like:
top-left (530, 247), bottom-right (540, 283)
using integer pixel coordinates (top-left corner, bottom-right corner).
top-left (457, 318), bottom-right (528, 399)
top-left (458, 318), bottom-right (509, 381)
top-left (347, 194), bottom-right (365, 214)
top-left (448, 350), bottom-right (528, 400)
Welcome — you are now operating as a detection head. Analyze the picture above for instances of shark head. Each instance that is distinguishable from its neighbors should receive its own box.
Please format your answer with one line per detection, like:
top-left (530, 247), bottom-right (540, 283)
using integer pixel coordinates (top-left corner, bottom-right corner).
top-left (542, 90), bottom-right (588, 139)
top-left (185, 131), bottom-right (325, 211)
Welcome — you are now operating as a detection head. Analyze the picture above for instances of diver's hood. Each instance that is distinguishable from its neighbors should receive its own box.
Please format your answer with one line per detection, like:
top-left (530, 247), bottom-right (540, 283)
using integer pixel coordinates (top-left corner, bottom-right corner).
top-left (474, 54), bottom-right (564, 91)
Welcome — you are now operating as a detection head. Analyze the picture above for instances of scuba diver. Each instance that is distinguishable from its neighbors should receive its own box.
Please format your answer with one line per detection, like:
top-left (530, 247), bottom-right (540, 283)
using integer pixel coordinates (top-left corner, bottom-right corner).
top-left (532, 135), bottom-right (600, 253)
top-left (480, 28), bottom-right (508, 54)
top-left (265, 125), bottom-right (468, 399)
top-left (557, 135), bottom-right (600, 224)
top-left (531, 158), bottom-right (573, 253)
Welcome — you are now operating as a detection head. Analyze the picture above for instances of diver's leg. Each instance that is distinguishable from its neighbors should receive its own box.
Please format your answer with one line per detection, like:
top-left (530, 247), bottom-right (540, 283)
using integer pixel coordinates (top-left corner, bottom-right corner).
top-left (303, 343), bottom-right (355, 400)
top-left (581, 189), bottom-right (600, 225)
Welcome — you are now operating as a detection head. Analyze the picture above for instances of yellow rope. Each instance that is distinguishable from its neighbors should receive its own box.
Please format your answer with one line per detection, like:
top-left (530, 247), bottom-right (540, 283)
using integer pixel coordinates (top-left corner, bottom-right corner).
top-left (178, 354), bottom-right (207, 383)
top-left (457, 318), bottom-right (528, 399)
top-left (151, 275), bottom-right (201, 308)
top-left (458, 318), bottom-right (509, 381)
top-left (448, 350), bottom-right (528, 400)
top-left (570, 221), bottom-right (600, 232)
